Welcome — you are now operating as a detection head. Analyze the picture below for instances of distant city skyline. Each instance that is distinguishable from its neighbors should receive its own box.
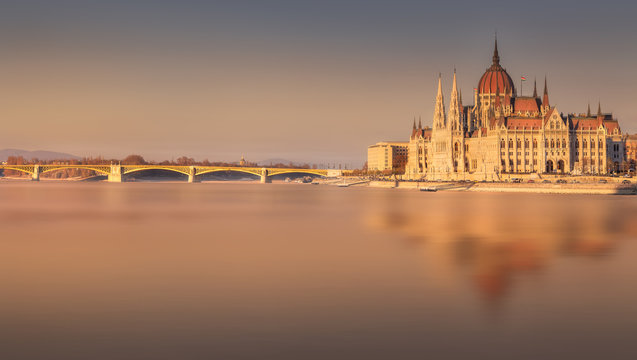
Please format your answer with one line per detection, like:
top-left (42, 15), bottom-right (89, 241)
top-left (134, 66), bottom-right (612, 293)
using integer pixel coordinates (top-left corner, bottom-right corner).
top-left (0, 0), bottom-right (635, 167)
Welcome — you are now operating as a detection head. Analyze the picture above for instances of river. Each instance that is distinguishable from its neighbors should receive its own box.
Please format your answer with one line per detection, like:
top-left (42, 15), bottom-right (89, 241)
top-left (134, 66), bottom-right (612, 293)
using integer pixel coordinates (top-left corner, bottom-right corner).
top-left (1, 181), bottom-right (636, 359)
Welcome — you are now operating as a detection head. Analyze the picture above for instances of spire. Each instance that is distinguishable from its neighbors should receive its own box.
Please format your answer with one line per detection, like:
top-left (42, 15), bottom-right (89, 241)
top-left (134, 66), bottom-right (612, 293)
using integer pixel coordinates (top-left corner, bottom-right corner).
top-left (597, 101), bottom-right (602, 116)
top-left (449, 69), bottom-right (462, 131)
top-left (433, 74), bottom-right (446, 129)
top-left (542, 76), bottom-right (549, 107)
top-left (533, 78), bottom-right (537, 98)
top-left (418, 116), bottom-right (422, 129)
top-left (492, 34), bottom-right (500, 66)
top-left (587, 103), bottom-right (591, 117)
top-left (413, 117), bottom-right (416, 130)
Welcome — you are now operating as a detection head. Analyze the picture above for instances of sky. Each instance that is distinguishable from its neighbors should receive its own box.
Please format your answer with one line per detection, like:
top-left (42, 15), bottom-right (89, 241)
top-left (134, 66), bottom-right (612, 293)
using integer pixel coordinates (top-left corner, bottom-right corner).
top-left (0, 0), bottom-right (636, 167)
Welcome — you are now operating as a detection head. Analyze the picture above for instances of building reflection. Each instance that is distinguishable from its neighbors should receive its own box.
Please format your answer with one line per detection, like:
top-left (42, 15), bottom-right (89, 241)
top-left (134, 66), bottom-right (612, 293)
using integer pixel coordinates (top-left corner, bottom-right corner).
top-left (364, 192), bottom-right (636, 304)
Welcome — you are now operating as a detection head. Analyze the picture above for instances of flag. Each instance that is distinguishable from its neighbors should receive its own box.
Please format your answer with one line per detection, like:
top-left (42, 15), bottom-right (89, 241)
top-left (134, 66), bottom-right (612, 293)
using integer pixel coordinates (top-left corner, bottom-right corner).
top-left (521, 76), bottom-right (527, 81)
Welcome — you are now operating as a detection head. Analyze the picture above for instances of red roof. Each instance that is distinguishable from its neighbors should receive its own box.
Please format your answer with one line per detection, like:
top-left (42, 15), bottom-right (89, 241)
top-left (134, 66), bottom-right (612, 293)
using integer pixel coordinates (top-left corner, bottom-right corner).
top-left (506, 118), bottom-right (543, 130)
top-left (571, 117), bottom-right (601, 130)
top-left (478, 65), bottom-right (515, 95)
top-left (603, 120), bottom-right (620, 134)
top-left (513, 97), bottom-right (540, 113)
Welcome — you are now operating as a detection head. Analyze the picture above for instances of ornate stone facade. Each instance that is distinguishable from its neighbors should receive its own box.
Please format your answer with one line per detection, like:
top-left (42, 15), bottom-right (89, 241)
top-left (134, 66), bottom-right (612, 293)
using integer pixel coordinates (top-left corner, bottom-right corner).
top-left (405, 39), bottom-right (627, 180)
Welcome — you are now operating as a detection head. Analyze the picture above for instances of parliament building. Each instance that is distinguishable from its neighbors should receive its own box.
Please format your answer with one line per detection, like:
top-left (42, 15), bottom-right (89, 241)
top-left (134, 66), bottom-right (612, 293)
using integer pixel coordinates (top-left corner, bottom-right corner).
top-left (402, 39), bottom-right (627, 180)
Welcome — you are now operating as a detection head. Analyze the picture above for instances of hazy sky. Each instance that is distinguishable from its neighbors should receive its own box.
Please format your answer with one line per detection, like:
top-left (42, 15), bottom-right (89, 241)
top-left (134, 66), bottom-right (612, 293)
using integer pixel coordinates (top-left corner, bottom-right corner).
top-left (1, 0), bottom-right (635, 166)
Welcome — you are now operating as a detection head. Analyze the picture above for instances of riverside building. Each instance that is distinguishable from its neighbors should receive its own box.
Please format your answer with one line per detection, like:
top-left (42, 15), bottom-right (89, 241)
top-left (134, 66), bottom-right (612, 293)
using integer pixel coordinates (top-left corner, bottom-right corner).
top-left (367, 141), bottom-right (409, 172)
top-left (400, 38), bottom-right (628, 180)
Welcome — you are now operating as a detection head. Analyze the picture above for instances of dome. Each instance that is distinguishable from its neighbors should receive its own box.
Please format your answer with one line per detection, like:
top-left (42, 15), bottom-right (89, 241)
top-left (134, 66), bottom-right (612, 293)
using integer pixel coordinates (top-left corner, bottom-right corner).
top-left (477, 39), bottom-right (515, 95)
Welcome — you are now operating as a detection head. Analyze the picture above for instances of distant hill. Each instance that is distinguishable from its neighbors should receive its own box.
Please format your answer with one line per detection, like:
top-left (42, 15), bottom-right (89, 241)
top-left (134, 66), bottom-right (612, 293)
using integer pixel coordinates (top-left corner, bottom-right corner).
top-left (0, 149), bottom-right (81, 162)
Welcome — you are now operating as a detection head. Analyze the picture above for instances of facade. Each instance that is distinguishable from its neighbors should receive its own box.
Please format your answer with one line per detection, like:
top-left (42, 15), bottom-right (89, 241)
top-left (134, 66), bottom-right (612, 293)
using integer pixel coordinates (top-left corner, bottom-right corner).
top-left (404, 39), bottom-right (629, 180)
top-left (626, 134), bottom-right (637, 172)
top-left (367, 141), bottom-right (409, 172)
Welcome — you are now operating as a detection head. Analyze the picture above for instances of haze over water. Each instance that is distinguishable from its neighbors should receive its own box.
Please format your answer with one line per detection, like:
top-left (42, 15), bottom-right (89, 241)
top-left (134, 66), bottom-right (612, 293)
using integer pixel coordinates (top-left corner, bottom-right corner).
top-left (1, 182), bottom-right (636, 359)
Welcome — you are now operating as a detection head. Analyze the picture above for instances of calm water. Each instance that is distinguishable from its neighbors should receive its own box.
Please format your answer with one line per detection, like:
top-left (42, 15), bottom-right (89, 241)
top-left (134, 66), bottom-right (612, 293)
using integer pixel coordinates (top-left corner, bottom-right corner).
top-left (1, 181), bottom-right (636, 360)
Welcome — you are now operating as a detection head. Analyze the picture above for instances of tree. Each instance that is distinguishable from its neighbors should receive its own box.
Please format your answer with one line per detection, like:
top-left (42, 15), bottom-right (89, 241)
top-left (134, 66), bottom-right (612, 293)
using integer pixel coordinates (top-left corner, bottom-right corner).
top-left (122, 155), bottom-right (147, 165)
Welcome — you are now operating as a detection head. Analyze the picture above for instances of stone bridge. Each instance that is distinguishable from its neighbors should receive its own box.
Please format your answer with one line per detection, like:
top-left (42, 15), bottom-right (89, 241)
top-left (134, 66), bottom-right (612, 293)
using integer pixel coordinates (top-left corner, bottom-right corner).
top-left (0, 164), bottom-right (339, 183)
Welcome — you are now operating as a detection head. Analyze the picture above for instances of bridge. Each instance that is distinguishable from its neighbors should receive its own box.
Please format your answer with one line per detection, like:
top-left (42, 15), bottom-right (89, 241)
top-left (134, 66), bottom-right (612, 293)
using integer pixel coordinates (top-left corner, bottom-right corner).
top-left (0, 164), bottom-right (339, 183)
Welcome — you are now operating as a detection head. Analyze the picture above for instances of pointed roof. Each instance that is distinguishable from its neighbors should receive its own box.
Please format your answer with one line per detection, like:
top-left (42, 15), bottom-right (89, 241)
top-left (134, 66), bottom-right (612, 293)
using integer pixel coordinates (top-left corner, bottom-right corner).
top-left (412, 117), bottom-right (416, 130)
top-left (542, 76), bottom-right (549, 106)
top-left (597, 101), bottom-right (602, 116)
top-left (587, 103), bottom-right (591, 117)
top-left (433, 75), bottom-right (447, 128)
top-left (418, 116), bottom-right (422, 129)
top-left (492, 35), bottom-right (500, 66)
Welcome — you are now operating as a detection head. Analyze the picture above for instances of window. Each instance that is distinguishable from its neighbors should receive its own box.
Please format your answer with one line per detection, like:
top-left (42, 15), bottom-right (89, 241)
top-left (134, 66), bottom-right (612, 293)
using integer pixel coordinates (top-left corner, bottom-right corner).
top-left (533, 139), bottom-right (538, 149)
top-left (517, 139), bottom-right (521, 148)
top-left (562, 139), bottom-right (567, 148)
top-left (583, 139), bottom-right (587, 148)
top-left (516, 159), bottom-right (521, 165)
top-left (500, 139), bottom-right (505, 148)
top-left (576, 139), bottom-right (579, 148)
top-left (556, 140), bottom-right (560, 148)
top-left (551, 140), bottom-right (554, 148)
top-left (545, 140), bottom-right (549, 147)
top-left (525, 139), bottom-right (529, 148)
top-left (509, 139), bottom-right (513, 148)
top-left (525, 159), bottom-right (529, 165)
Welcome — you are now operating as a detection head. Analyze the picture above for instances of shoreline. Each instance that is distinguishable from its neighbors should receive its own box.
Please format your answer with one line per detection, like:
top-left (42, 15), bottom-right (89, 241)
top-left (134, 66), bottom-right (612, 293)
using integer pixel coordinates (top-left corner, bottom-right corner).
top-left (365, 180), bottom-right (636, 195)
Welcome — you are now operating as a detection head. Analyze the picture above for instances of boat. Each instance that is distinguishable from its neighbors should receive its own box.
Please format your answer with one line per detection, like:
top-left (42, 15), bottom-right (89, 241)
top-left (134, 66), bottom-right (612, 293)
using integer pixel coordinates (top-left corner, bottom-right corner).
top-left (419, 186), bottom-right (437, 192)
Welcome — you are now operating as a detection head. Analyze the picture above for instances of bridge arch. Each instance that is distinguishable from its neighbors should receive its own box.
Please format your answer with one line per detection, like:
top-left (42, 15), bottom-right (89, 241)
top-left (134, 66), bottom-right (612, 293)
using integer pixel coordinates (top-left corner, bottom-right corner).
top-left (0, 166), bottom-right (35, 175)
top-left (40, 165), bottom-right (111, 175)
top-left (195, 168), bottom-right (262, 177)
top-left (267, 169), bottom-right (326, 177)
top-left (122, 166), bottom-right (192, 176)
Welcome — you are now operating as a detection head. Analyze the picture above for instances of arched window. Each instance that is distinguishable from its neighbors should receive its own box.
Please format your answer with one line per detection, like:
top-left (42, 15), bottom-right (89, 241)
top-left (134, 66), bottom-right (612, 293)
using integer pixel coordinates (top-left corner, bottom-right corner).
top-left (576, 139), bottom-right (579, 148)
top-left (516, 139), bottom-right (521, 148)
top-left (508, 139), bottom-right (513, 148)
top-left (533, 139), bottom-right (538, 149)
top-left (501, 139), bottom-right (505, 148)
top-left (545, 139), bottom-right (549, 147)
top-left (550, 140), bottom-right (554, 148)
top-left (591, 140), bottom-right (595, 149)
top-left (583, 139), bottom-right (587, 148)
top-left (599, 139), bottom-right (603, 149)
top-left (556, 140), bottom-right (560, 148)
top-left (454, 143), bottom-right (459, 152)
top-left (524, 139), bottom-right (529, 148)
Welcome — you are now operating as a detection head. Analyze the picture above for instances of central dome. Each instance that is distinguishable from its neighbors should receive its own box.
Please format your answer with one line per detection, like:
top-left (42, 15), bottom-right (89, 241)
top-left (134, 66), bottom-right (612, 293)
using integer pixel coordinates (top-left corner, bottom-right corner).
top-left (477, 39), bottom-right (515, 95)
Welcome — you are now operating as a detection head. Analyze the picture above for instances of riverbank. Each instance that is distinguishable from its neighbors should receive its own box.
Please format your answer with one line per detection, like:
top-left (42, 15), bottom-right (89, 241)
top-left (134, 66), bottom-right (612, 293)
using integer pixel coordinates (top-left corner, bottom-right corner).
top-left (366, 180), bottom-right (636, 195)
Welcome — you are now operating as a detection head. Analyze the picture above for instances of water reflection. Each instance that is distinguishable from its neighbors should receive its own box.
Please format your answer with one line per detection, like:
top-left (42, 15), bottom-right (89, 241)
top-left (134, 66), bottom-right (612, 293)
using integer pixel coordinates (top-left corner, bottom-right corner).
top-left (364, 191), bottom-right (636, 303)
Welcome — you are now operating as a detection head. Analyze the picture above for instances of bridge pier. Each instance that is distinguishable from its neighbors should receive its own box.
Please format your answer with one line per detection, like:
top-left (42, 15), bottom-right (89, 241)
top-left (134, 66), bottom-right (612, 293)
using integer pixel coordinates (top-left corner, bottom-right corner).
top-left (188, 166), bottom-right (199, 183)
top-left (260, 168), bottom-right (271, 183)
top-left (108, 165), bottom-right (123, 182)
top-left (31, 165), bottom-right (40, 181)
